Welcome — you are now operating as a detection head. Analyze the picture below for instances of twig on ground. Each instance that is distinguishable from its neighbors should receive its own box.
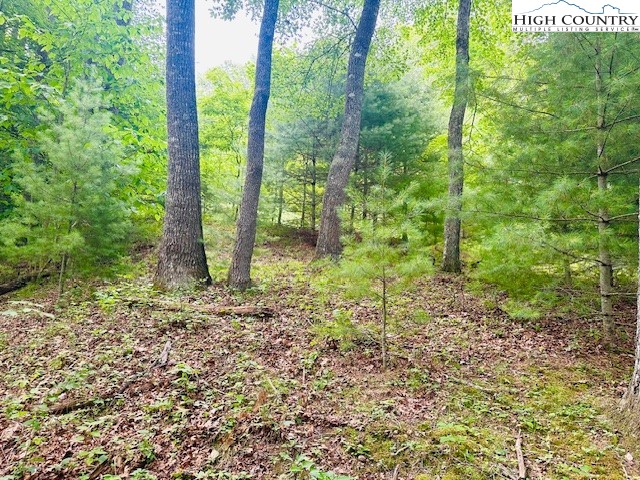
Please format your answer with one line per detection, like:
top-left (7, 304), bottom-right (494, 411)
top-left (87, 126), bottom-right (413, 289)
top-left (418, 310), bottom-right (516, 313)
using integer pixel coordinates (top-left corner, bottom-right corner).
top-left (516, 429), bottom-right (526, 479)
top-left (48, 340), bottom-right (173, 415)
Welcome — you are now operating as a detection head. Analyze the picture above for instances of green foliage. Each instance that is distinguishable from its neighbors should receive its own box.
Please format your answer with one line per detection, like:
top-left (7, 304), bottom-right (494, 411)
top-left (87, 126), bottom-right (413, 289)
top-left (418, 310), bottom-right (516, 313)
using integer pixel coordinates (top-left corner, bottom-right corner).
top-left (0, 80), bottom-right (133, 276)
top-left (311, 308), bottom-right (364, 351)
top-left (334, 153), bottom-right (434, 301)
top-left (289, 454), bottom-right (355, 480)
top-left (467, 33), bottom-right (640, 306)
top-left (0, 0), bottom-right (165, 231)
top-left (199, 64), bottom-right (252, 223)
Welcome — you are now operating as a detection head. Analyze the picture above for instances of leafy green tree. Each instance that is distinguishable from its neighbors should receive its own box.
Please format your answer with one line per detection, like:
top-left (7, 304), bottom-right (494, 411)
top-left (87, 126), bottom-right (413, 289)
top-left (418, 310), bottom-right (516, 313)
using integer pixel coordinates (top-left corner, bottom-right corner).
top-left (265, 44), bottom-right (346, 229)
top-left (0, 0), bottom-right (165, 231)
top-left (199, 64), bottom-right (252, 221)
top-left (0, 80), bottom-right (133, 292)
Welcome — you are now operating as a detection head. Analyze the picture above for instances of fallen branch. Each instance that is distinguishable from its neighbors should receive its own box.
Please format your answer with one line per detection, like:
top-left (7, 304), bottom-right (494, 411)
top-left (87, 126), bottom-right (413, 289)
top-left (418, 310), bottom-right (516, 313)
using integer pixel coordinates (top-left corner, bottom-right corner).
top-left (516, 430), bottom-right (526, 479)
top-left (0, 272), bottom-right (51, 296)
top-left (125, 298), bottom-right (275, 318)
top-left (48, 341), bottom-right (173, 415)
top-left (449, 377), bottom-right (496, 396)
top-left (391, 465), bottom-right (399, 480)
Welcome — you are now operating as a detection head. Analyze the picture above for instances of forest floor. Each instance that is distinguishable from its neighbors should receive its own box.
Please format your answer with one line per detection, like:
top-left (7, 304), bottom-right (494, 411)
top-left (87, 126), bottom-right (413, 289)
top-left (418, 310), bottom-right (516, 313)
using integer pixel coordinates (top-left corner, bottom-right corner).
top-left (1, 230), bottom-right (640, 480)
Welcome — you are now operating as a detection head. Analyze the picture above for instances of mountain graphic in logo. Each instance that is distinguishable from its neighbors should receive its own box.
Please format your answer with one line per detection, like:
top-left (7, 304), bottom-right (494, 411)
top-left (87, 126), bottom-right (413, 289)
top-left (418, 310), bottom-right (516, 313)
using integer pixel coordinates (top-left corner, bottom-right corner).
top-left (513, 0), bottom-right (637, 15)
top-left (520, 1), bottom-right (632, 14)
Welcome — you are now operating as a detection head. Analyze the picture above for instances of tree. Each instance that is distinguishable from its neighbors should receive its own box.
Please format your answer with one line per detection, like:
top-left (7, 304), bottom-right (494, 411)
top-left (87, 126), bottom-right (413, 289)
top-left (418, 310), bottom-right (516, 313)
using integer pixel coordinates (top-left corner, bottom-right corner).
top-left (469, 33), bottom-right (640, 332)
top-left (315, 0), bottom-right (381, 259)
top-left (328, 153), bottom-right (433, 369)
top-left (0, 80), bottom-right (132, 293)
top-left (228, 0), bottom-right (279, 289)
top-left (0, 0), bottom-right (166, 232)
top-left (441, 0), bottom-right (471, 273)
top-left (155, 0), bottom-right (211, 289)
top-left (622, 183), bottom-right (640, 412)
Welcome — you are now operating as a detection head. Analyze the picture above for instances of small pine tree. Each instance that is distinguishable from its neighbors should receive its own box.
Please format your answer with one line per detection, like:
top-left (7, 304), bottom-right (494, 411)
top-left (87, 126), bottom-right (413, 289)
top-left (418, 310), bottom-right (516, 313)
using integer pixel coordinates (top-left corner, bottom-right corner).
top-left (330, 152), bottom-right (433, 369)
top-left (0, 79), bottom-right (133, 293)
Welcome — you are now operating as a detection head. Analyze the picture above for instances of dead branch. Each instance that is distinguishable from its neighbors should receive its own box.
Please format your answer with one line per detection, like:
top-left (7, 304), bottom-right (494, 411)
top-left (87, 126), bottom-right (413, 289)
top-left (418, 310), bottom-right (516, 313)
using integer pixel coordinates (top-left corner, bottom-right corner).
top-left (124, 298), bottom-right (275, 318)
top-left (48, 340), bottom-right (173, 415)
top-left (0, 272), bottom-right (51, 296)
top-left (516, 430), bottom-right (526, 479)
top-left (155, 340), bottom-right (172, 368)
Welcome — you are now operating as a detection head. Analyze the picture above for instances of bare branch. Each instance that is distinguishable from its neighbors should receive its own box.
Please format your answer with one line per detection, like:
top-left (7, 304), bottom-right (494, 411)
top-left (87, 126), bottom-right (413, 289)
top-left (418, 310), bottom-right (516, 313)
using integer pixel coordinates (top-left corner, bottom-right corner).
top-left (308, 0), bottom-right (357, 30)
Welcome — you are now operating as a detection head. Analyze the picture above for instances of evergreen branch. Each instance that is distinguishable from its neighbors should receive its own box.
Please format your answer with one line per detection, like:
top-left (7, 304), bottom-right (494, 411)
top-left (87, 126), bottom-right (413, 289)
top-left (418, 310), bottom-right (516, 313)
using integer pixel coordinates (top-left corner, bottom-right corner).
top-left (602, 156), bottom-right (640, 174)
top-left (466, 209), bottom-right (595, 223)
top-left (608, 212), bottom-right (638, 222)
top-left (476, 92), bottom-right (558, 118)
top-left (534, 112), bottom-right (638, 134)
top-left (606, 114), bottom-right (640, 128)
top-left (541, 241), bottom-right (603, 266)
top-left (464, 162), bottom-right (593, 177)
top-left (479, 75), bottom-right (547, 86)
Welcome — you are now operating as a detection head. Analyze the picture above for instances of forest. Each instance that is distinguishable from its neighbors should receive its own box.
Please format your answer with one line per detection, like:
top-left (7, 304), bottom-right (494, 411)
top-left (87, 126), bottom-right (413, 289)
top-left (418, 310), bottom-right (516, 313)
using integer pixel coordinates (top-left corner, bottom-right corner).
top-left (1, 0), bottom-right (640, 478)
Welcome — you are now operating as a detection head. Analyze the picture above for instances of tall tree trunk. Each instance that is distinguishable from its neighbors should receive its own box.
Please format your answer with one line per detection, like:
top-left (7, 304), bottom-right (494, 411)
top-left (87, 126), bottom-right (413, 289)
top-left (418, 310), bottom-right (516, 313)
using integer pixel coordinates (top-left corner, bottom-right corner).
top-left (228, 0), bottom-right (279, 289)
top-left (155, 0), bottom-right (211, 289)
top-left (315, 0), bottom-right (380, 258)
top-left (442, 0), bottom-right (471, 273)
top-left (595, 41), bottom-right (615, 344)
top-left (622, 180), bottom-right (640, 411)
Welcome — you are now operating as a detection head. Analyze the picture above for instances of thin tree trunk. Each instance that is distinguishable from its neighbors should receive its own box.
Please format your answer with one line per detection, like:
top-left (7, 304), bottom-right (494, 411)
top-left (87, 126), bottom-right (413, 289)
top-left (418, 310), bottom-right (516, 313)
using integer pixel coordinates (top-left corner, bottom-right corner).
top-left (563, 258), bottom-right (573, 288)
top-left (622, 179), bottom-right (640, 411)
top-left (315, 0), bottom-right (380, 258)
top-left (228, 0), bottom-right (279, 289)
top-left (58, 253), bottom-right (68, 297)
top-left (234, 152), bottom-right (243, 222)
top-left (155, 0), bottom-right (211, 289)
top-left (59, 190), bottom-right (77, 297)
top-left (301, 156), bottom-right (308, 228)
top-left (362, 150), bottom-right (368, 220)
top-left (381, 266), bottom-right (387, 371)
top-left (595, 41), bottom-right (615, 344)
top-left (442, 0), bottom-right (471, 273)
top-left (311, 149), bottom-right (317, 231)
top-left (350, 148), bottom-right (360, 231)
top-left (277, 182), bottom-right (284, 226)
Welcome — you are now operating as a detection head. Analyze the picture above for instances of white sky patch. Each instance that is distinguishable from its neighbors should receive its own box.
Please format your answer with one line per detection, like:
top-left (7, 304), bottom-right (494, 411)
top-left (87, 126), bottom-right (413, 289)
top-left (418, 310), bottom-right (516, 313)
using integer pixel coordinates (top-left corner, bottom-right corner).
top-left (194, 0), bottom-right (260, 73)
top-left (155, 0), bottom-right (260, 73)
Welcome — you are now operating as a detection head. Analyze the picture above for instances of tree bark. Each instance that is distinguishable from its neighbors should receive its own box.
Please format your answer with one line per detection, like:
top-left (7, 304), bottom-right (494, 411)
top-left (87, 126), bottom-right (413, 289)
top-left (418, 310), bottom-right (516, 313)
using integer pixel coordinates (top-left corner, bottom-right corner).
top-left (622, 180), bottom-right (640, 411)
top-left (155, 0), bottom-right (211, 289)
top-left (227, 0), bottom-right (279, 289)
top-left (228, 0), bottom-right (279, 290)
top-left (315, 0), bottom-right (380, 259)
top-left (442, 0), bottom-right (471, 273)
